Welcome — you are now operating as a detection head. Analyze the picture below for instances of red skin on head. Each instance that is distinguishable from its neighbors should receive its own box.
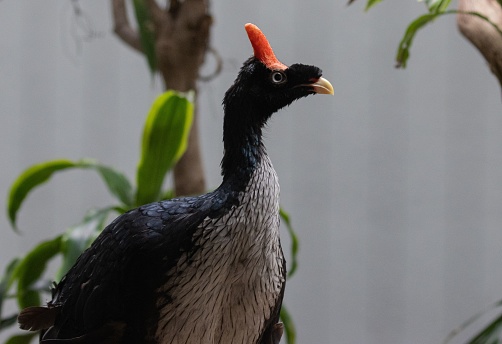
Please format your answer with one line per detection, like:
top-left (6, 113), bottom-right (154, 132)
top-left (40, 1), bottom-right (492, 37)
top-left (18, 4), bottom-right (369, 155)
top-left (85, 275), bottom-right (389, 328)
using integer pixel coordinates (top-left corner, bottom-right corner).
top-left (245, 23), bottom-right (288, 71)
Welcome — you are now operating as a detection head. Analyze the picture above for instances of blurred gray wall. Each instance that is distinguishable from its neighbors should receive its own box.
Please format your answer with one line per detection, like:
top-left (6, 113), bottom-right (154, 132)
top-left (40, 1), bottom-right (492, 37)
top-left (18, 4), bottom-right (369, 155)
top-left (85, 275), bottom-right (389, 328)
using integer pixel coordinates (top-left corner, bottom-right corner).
top-left (1, 1), bottom-right (501, 343)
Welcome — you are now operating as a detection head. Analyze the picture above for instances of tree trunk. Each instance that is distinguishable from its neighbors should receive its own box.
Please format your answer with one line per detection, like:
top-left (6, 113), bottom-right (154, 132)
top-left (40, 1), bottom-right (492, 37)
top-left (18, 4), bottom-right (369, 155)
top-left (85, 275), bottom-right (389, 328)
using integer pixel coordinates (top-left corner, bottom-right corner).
top-left (457, 0), bottom-right (502, 88)
top-left (112, 0), bottom-right (211, 196)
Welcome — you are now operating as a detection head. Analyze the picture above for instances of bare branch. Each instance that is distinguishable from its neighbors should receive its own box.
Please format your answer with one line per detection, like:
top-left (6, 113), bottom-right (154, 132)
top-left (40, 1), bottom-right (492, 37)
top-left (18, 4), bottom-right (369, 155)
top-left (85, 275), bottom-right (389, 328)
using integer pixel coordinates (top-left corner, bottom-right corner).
top-left (145, 0), bottom-right (167, 28)
top-left (111, 0), bottom-right (143, 53)
top-left (199, 46), bottom-right (223, 82)
top-left (168, 0), bottom-right (181, 15)
top-left (457, 0), bottom-right (502, 86)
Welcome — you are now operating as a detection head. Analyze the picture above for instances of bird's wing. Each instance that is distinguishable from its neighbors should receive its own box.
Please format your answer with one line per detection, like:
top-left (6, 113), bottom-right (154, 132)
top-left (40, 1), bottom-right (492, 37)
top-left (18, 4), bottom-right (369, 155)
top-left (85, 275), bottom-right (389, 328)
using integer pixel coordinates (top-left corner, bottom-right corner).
top-left (19, 192), bottom-right (232, 342)
top-left (258, 256), bottom-right (286, 344)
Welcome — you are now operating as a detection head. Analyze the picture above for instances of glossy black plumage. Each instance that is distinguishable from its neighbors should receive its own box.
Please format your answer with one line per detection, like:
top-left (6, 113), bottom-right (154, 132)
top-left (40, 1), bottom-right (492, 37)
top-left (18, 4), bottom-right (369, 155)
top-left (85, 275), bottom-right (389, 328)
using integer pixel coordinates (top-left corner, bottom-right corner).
top-left (18, 23), bottom-right (332, 344)
top-left (37, 190), bottom-right (239, 343)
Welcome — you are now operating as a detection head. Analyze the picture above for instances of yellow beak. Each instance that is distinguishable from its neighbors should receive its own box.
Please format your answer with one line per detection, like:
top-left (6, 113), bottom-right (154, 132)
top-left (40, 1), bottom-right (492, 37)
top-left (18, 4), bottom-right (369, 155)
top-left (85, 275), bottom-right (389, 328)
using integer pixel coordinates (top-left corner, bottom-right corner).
top-left (311, 77), bottom-right (334, 95)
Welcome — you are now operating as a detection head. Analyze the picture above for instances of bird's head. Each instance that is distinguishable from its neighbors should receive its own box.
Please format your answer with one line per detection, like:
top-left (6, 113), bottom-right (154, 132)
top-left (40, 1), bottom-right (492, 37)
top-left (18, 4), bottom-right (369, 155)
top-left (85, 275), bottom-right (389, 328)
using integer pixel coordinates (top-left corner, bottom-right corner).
top-left (221, 23), bottom-right (333, 178)
top-left (223, 23), bottom-right (334, 127)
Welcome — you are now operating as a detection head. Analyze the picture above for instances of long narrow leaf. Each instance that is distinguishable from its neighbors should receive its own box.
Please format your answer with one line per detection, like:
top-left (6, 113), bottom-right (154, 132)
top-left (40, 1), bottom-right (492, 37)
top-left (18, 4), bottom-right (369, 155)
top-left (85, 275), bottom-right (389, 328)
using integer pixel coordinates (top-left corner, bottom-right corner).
top-left (467, 312), bottom-right (502, 343)
top-left (5, 333), bottom-right (37, 344)
top-left (132, 0), bottom-right (157, 73)
top-left (11, 236), bottom-right (62, 309)
top-left (0, 314), bottom-right (18, 332)
top-left (56, 207), bottom-right (116, 281)
top-left (425, 0), bottom-right (452, 14)
top-left (396, 12), bottom-right (442, 68)
top-left (280, 305), bottom-right (296, 344)
top-left (365, 0), bottom-right (383, 11)
top-left (346, 0), bottom-right (383, 8)
top-left (136, 91), bottom-right (194, 205)
top-left (0, 258), bottom-right (20, 321)
top-left (8, 159), bottom-right (75, 230)
top-left (396, 10), bottom-right (502, 68)
top-left (80, 160), bottom-right (134, 207)
top-left (280, 208), bottom-right (299, 278)
top-left (444, 299), bottom-right (502, 343)
top-left (8, 159), bottom-right (133, 230)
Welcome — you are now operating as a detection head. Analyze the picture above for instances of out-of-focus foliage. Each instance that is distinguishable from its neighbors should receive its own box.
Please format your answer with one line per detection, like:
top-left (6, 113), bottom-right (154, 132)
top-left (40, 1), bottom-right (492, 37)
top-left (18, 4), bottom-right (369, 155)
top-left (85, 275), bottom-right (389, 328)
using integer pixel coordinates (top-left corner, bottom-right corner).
top-left (1, 90), bottom-right (193, 341)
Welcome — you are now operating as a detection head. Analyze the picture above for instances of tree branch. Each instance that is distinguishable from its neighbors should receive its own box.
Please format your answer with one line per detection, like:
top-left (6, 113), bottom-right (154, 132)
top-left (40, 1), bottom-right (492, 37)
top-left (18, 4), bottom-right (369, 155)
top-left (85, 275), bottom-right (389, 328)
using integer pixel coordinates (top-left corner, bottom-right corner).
top-left (145, 0), bottom-right (167, 29)
top-left (111, 0), bottom-right (143, 53)
top-left (111, 0), bottom-right (211, 196)
top-left (161, 0), bottom-right (211, 196)
top-left (457, 0), bottom-right (502, 87)
top-left (168, 0), bottom-right (181, 15)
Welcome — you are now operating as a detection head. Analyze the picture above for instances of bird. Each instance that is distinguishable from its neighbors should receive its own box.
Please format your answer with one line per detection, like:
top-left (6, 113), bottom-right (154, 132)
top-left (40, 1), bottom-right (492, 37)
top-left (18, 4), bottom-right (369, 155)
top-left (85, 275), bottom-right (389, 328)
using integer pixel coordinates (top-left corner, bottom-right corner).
top-left (17, 23), bottom-right (333, 344)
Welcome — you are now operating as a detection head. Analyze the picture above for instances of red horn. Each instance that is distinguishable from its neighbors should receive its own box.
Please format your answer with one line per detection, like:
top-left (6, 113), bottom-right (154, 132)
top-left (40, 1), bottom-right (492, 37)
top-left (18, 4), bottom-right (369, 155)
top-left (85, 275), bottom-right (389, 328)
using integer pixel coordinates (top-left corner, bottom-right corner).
top-left (245, 23), bottom-right (287, 70)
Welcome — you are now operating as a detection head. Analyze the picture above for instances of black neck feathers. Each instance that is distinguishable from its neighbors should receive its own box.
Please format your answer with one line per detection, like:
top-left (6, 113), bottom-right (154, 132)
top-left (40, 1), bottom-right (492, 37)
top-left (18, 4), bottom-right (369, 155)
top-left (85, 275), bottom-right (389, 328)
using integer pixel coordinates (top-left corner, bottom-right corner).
top-left (220, 60), bottom-right (274, 188)
top-left (220, 112), bottom-right (266, 187)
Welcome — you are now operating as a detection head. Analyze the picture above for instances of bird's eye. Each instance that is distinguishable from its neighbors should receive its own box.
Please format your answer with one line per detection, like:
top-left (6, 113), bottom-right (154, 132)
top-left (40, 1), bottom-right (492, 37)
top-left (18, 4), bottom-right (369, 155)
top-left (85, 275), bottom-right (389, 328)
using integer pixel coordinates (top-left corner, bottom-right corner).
top-left (270, 71), bottom-right (287, 85)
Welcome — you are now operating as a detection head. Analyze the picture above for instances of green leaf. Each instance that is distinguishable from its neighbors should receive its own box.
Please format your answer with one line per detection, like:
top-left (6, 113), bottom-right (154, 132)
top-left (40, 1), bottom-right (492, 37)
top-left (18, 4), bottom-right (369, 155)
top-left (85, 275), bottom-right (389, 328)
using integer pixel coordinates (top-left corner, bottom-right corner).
top-left (0, 313), bottom-right (18, 332)
top-left (0, 258), bottom-right (20, 317)
top-left (132, 0), bottom-right (157, 73)
top-left (280, 208), bottom-right (299, 278)
top-left (396, 10), bottom-right (502, 68)
top-left (136, 90), bottom-right (194, 205)
top-left (7, 159), bottom-right (133, 230)
top-left (280, 305), bottom-right (296, 344)
top-left (80, 160), bottom-right (134, 207)
top-left (11, 236), bottom-right (62, 309)
top-left (5, 333), bottom-right (37, 344)
top-left (424, 0), bottom-right (452, 14)
top-left (444, 299), bottom-right (502, 344)
top-left (8, 159), bottom-right (76, 230)
top-left (365, 0), bottom-right (383, 11)
top-left (396, 12), bottom-right (444, 68)
top-left (56, 207), bottom-right (115, 280)
top-left (467, 312), bottom-right (502, 344)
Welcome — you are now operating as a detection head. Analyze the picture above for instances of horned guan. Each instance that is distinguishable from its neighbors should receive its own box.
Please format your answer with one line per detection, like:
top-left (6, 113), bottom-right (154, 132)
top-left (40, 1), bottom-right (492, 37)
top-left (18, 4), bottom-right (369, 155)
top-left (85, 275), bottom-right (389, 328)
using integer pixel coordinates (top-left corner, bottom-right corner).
top-left (18, 23), bottom-right (333, 343)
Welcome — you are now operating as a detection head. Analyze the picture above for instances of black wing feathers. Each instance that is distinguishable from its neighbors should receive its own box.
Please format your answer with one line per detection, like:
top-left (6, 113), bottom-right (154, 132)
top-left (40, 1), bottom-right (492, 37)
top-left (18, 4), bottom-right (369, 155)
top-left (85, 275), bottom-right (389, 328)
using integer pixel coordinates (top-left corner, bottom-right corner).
top-left (19, 191), bottom-right (233, 343)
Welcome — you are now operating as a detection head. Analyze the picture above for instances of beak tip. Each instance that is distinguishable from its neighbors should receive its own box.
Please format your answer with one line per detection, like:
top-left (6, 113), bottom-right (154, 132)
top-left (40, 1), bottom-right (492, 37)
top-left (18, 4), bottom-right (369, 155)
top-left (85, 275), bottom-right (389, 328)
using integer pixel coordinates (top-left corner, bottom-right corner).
top-left (313, 77), bottom-right (334, 95)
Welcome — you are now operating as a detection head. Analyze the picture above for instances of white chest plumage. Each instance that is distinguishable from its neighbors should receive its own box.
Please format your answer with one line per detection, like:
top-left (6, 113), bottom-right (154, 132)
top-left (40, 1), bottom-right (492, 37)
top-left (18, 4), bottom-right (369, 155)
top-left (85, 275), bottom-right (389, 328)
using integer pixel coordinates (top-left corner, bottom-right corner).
top-left (155, 155), bottom-right (285, 344)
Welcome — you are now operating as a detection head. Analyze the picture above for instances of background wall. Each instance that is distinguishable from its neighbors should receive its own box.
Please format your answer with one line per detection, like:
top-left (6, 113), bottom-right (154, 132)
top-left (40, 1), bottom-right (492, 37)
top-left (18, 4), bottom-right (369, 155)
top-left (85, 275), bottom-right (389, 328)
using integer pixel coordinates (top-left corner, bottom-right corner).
top-left (1, 1), bottom-right (501, 343)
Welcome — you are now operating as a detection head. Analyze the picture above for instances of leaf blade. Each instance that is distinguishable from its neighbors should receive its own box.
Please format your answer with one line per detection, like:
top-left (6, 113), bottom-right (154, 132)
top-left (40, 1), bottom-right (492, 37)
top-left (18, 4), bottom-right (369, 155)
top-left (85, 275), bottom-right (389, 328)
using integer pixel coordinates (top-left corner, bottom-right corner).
top-left (80, 160), bottom-right (134, 207)
top-left (12, 236), bottom-right (62, 309)
top-left (280, 208), bottom-right (299, 278)
top-left (444, 299), bottom-right (502, 343)
top-left (7, 159), bottom-right (133, 230)
top-left (0, 258), bottom-right (20, 317)
top-left (4, 333), bottom-right (37, 344)
top-left (0, 313), bottom-right (18, 332)
top-left (132, 0), bottom-right (157, 73)
top-left (136, 90), bottom-right (194, 205)
top-left (425, 0), bottom-right (452, 14)
top-left (56, 207), bottom-right (115, 280)
top-left (280, 305), bottom-right (296, 344)
top-left (365, 0), bottom-right (383, 11)
top-left (396, 10), bottom-right (502, 68)
top-left (8, 159), bottom-right (76, 230)
top-left (396, 12), bottom-right (441, 68)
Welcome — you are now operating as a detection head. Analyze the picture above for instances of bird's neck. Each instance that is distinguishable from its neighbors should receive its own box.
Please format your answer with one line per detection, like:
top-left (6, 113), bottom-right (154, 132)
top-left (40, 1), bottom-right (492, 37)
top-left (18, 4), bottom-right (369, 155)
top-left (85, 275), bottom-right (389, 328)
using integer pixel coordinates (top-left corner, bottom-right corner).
top-left (220, 112), bottom-right (268, 191)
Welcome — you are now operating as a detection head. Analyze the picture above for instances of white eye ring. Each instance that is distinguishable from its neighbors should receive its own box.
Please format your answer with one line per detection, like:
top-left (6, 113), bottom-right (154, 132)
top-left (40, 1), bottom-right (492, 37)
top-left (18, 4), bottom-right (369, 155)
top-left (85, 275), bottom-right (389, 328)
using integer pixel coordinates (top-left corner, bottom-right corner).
top-left (270, 71), bottom-right (287, 84)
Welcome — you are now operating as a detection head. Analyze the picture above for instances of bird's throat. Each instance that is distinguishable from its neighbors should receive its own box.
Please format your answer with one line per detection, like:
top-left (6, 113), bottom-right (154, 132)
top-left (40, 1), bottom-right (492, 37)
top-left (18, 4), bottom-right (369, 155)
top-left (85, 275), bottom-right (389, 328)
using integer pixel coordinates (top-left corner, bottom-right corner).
top-left (221, 121), bottom-right (265, 187)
